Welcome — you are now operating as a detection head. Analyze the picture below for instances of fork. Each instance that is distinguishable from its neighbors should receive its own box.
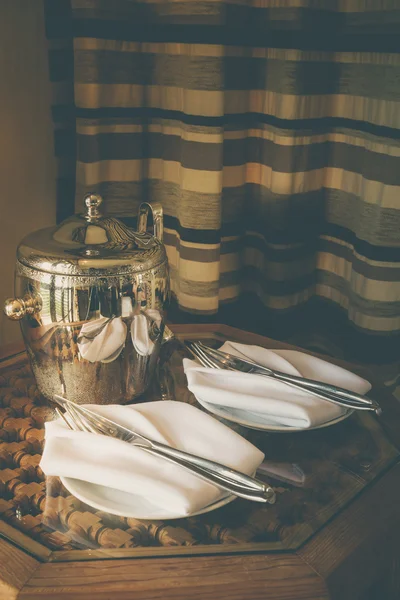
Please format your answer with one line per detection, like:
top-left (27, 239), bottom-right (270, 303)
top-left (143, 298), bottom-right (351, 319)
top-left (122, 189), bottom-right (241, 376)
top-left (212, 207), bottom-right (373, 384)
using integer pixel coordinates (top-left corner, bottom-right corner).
top-left (186, 341), bottom-right (381, 414)
top-left (52, 395), bottom-right (276, 504)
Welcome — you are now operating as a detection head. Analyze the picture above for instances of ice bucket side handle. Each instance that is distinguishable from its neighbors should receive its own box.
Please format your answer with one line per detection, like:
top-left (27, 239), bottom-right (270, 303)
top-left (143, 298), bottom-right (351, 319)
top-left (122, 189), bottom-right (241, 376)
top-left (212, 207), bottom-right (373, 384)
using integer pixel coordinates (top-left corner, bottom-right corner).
top-left (4, 294), bottom-right (42, 321)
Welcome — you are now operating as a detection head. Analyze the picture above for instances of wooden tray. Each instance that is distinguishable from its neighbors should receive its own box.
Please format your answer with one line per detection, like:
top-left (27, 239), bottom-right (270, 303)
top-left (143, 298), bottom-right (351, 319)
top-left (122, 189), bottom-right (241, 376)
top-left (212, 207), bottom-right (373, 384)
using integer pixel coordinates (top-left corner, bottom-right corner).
top-left (1, 324), bottom-right (400, 599)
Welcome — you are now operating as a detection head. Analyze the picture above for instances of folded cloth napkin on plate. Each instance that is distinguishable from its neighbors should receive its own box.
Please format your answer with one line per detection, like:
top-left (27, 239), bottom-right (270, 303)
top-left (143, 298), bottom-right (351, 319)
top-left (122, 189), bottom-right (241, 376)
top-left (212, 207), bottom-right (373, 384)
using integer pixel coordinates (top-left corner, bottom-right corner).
top-left (40, 401), bottom-right (264, 517)
top-left (184, 342), bottom-right (372, 429)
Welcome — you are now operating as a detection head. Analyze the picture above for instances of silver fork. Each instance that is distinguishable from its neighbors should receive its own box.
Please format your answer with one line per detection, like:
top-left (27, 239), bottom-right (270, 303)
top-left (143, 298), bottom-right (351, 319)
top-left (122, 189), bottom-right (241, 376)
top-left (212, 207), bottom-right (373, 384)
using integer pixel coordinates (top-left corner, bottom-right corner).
top-left (52, 395), bottom-right (276, 504)
top-left (186, 341), bottom-right (380, 414)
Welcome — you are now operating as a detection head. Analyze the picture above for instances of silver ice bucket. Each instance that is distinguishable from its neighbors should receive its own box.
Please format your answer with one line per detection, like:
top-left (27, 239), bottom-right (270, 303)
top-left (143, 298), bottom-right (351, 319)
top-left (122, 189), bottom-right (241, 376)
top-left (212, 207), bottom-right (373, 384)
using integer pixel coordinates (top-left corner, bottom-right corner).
top-left (4, 194), bottom-right (170, 404)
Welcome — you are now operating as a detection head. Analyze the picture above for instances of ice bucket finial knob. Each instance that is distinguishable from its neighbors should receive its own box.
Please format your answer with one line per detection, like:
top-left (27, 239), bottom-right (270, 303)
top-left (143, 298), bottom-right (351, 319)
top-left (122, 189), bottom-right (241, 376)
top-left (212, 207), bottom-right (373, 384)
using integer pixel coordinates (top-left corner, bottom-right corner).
top-left (84, 193), bottom-right (103, 220)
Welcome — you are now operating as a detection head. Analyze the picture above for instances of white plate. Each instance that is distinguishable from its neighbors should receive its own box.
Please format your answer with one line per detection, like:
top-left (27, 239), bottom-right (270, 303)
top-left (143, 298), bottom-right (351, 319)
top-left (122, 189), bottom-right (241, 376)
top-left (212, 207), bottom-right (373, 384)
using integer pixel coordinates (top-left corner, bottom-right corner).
top-left (196, 399), bottom-right (354, 433)
top-left (61, 476), bottom-right (236, 520)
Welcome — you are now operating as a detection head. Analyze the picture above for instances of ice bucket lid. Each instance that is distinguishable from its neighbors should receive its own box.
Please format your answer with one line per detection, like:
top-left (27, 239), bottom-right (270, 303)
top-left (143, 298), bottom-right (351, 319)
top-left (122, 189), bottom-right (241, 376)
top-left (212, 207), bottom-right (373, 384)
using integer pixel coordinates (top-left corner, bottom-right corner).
top-left (16, 195), bottom-right (167, 276)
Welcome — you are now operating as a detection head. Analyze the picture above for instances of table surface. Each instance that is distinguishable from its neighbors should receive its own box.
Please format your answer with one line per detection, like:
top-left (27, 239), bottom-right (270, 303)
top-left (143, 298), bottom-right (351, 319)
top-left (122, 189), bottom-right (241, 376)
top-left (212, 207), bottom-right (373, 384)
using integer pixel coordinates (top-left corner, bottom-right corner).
top-left (1, 323), bottom-right (400, 600)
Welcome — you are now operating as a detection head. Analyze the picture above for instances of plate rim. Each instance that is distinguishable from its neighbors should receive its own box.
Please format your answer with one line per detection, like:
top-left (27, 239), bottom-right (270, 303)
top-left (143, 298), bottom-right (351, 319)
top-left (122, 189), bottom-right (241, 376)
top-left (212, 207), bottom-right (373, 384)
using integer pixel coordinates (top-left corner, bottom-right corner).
top-left (60, 476), bottom-right (236, 520)
top-left (196, 398), bottom-right (354, 432)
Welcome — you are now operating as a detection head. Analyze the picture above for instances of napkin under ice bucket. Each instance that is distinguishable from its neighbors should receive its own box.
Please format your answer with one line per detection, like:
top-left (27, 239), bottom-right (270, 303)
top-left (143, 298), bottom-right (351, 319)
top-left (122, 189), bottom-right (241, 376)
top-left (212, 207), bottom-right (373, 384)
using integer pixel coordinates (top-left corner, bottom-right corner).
top-left (4, 194), bottom-right (170, 405)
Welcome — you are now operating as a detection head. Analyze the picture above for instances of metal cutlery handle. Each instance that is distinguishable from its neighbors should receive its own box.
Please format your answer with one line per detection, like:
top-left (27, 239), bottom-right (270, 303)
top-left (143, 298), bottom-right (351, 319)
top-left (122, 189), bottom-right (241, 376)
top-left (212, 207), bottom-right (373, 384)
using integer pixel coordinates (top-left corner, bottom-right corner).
top-left (250, 366), bottom-right (376, 412)
top-left (139, 445), bottom-right (275, 503)
top-left (253, 367), bottom-right (377, 409)
top-left (253, 367), bottom-right (380, 411)
top-left (145, 439), bottom-right (275, 503)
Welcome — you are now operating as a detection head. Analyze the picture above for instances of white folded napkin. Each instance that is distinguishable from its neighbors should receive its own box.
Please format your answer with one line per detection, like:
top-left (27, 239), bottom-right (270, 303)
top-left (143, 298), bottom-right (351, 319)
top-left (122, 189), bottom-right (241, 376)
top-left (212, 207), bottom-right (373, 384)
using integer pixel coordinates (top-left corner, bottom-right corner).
top-left (131, 314), bottom-right (155, 356)
top-left (184, 342), bottom-right (372, 429)
top-left (40, 401), bottom-right (264, 517)
top-left (78, 316), bottom-right (127, 363)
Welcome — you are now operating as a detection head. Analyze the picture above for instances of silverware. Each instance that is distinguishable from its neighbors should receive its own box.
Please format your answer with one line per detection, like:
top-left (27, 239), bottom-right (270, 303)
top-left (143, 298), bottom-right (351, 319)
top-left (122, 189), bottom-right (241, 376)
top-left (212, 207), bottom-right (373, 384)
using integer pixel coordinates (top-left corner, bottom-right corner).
top-left (186, 341), bottom-right (382, 415)
top-left (52, 395), bottom-right (276, 504)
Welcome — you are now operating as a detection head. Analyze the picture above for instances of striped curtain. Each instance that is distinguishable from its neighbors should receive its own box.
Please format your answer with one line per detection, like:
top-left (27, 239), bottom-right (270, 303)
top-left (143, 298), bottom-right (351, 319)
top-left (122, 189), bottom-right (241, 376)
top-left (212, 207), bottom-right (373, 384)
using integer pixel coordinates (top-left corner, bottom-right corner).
top-left (45, 1), bottom-right (400, 381)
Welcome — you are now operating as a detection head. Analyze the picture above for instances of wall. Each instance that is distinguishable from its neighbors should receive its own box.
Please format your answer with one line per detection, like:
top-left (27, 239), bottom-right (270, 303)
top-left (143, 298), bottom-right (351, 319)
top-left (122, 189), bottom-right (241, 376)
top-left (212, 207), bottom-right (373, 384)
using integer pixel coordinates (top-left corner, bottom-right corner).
top-left (0, 1), bottom-right (57, 346)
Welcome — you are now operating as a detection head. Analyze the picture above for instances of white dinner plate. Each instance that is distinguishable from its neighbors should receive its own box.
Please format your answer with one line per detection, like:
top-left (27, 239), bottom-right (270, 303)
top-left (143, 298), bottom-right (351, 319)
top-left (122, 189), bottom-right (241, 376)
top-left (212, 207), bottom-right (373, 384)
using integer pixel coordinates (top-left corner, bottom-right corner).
top-left (61, 476), bottom-right (236, 520)
top-left (196, 398), bottom-right (354, 433)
